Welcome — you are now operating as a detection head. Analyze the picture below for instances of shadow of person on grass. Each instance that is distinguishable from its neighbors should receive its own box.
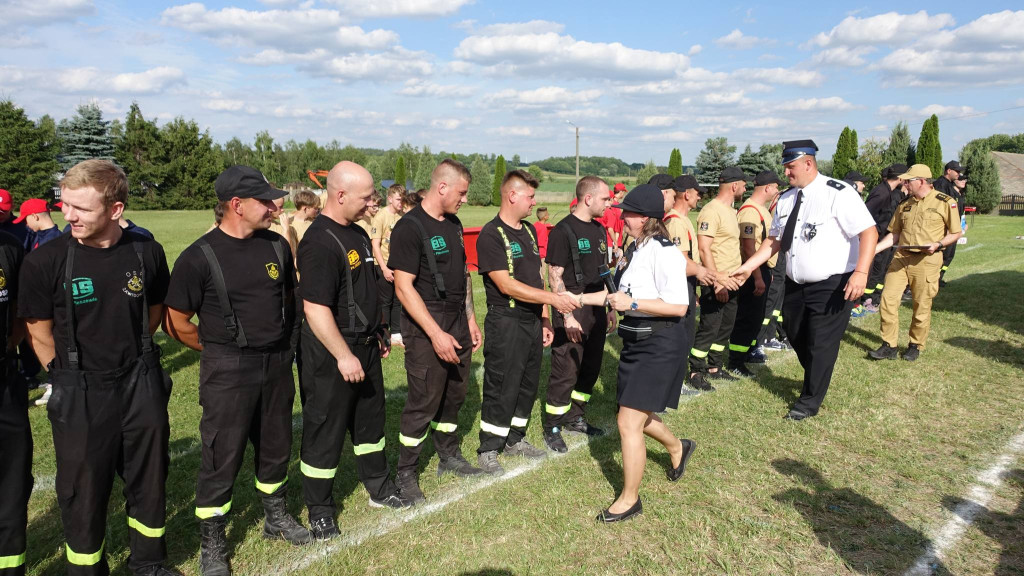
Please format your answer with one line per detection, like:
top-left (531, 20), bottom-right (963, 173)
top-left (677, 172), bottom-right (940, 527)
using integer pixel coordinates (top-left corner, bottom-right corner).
top-left (772, 458), bottom-right (950, 575)
top-left (843, 322), bottom-right (883, 354)
top-left (750, 363), bottom-right (802, 407)
top-left (941, 468), bottom-right (1024, 576)
top-left (931, 270), bottom-right (1024, 334)
top-left (458, 569), bottom-right (514, 576)
top-left (944, 337), bottom-right (1024, 371)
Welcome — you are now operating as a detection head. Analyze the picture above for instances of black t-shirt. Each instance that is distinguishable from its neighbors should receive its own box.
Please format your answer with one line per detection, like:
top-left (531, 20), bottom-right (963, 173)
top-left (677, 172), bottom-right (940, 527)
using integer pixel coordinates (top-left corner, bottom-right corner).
top-left (477, 216), bottom-right (543, 315)
top-left (17, 231), bottom-right (169, 371)
top-left (165, 227), bottom-right (297, 350)
top-left (387, 205), bottom-right (467, 304)
top-left (0, 231), bottom-right (25, 347)
top-left (298, 215), bottom-right (380, 334)
top-left (545, 214), bottom-right (608, 293)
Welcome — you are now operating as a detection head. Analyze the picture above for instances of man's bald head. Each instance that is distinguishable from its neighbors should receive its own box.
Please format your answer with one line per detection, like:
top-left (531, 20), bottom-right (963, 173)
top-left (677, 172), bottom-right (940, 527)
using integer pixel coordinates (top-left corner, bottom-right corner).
top-left (324, 160), bottom-right (375, 223)
top-left (326, 161), bottom-right (373, 196)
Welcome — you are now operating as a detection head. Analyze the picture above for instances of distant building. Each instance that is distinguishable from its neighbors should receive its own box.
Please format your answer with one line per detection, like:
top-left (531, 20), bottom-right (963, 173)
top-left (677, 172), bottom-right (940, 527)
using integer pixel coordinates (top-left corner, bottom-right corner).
top-left (992, 151), bottom-right (1024, 198)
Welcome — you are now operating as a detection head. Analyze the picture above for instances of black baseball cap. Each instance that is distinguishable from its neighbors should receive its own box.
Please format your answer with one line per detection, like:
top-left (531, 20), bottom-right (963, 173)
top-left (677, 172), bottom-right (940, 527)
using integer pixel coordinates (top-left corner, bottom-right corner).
top-left (648, 173), bottom-right (675, 190)
top-left (754, 171), bottom-right (784, 186)
top-left (844, 170), bottom-right (866, 183)
top-left (614, 184), bottom-right (665, 219)
top-left (944, 160), bottom-right (963, 173)
top-left (718, 166), bottom-right (747, 184)
top-left (883, 163), bottom-right (908, 179)
top-left (215, 166), bottom-right (288, 202)
top-left (671, 174), bottom-right (705, 195)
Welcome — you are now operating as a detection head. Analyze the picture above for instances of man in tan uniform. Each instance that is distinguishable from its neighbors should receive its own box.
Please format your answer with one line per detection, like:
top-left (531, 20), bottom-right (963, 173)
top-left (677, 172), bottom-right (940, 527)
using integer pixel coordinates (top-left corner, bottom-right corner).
top-left (372, 184), bottom-right (406, 345)
top-left (269, 196), bottom-right (298, 257)
top-left (689, 167), bottom-right (745, 389)
top-left (869, 164), bottom-right (961, 362)
top-left (290, 190), bottom-right (320, 244)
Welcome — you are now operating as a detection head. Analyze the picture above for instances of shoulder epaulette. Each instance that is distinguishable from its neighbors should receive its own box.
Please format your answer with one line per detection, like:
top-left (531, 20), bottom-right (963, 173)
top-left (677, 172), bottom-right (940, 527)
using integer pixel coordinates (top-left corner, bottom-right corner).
top-left (935, 193), bottom-right (951, 202)
top-left (826, 179), bottom-right (846, 190)
top-left (653, 235), bottom-right (674, 247)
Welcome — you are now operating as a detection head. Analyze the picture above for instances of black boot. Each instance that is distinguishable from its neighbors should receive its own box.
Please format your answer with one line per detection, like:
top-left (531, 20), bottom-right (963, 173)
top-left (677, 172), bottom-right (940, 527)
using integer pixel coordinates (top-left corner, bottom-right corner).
top-left (199, 517), bottom-right (230, 576)
top-left (262, 494), bottom-right (312, 545)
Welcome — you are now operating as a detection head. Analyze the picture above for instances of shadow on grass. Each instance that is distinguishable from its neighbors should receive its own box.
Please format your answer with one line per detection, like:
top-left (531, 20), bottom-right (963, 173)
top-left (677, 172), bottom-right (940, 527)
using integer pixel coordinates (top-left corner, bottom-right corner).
top-left (843, 322), bottom-right (882, 354)
top-left (772, 458), bottom-right (950, 575)
top-left (941, 468), bottom-right (1024, 576)
top-left (932, 270), bottom-right (1024, 334)
top-left (944, 337), bottom-right (1024, 371)
top-left (458, 570), bottom-right (514, 576)
top-left (751, 364), bottom-right (802, 407)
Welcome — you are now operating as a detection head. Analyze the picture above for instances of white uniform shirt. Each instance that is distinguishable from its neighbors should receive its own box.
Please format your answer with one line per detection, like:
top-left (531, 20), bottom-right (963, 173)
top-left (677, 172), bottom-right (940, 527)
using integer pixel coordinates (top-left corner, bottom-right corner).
top-left (769, 172), bottom-right (875, 284)
top-left (616, 236), bottom-right (689, 317)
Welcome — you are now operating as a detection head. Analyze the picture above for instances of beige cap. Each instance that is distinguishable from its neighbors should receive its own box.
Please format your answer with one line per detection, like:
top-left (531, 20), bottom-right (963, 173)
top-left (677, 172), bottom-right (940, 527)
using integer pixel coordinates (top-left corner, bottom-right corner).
top-left (897, 164), bottom-right (933, 179)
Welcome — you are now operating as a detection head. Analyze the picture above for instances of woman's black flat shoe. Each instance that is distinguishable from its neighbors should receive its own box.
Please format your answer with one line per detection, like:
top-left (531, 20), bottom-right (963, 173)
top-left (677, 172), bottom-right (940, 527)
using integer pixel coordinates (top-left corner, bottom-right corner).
top-left (667, 438), bottom-right (696, 482)
top-left (596, 498), bottom-right (643, 523)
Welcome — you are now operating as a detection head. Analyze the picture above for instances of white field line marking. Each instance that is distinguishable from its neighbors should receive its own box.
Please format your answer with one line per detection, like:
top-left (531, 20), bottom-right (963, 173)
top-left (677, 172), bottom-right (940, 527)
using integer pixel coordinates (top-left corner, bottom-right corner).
top-left (958, 243), bottom-right (983, 253)
top-left (904, 429), bottom-right (1024, 576)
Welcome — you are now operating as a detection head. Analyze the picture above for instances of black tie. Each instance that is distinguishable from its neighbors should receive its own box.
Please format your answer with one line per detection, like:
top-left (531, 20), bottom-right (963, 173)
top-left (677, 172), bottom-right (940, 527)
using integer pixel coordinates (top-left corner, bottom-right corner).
top-left (779, 190), bottom-right (803, 253)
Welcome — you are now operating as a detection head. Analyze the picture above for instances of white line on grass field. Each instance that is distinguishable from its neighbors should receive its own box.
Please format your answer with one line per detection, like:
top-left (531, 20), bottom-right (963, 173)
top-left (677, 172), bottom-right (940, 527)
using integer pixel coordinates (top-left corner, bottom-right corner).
top-left (904, 429), bottom-right (1024, 576)
top-left (959, 243), bottom-right (983, 253)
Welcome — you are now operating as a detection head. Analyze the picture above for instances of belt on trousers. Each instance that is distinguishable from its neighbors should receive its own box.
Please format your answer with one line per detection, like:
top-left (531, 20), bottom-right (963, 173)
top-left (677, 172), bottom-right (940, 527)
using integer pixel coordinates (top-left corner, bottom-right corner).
top-left (343, 333), bottom-right (378, 346)
top-left (486, 304), bottom-right (542, 318)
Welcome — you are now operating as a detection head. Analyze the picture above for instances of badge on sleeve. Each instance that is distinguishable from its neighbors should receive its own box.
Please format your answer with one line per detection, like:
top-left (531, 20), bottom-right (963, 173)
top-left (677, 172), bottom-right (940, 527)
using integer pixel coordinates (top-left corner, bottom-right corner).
top-left (743, 225), bottom-right (754, 235)
top-left (699, 222), bottom-right (709, 231)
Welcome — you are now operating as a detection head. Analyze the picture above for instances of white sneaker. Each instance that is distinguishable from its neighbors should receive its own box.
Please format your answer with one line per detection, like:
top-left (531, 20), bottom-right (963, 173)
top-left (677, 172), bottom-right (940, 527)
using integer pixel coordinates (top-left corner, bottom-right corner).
top-left (390, 333), bottom-right (404, 347)
top-left (35, 383), bottom-right (52, 406)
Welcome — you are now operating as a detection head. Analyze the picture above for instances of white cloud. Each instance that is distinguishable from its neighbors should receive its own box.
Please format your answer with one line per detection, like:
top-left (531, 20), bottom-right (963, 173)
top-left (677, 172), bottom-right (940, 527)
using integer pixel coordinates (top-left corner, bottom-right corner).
top-left (715, 29), bottom-right (772, 50)
top-left (430, 118), bottom-right (462, 130)
top-left (49, 66), bottom-right (185, 94)
top-left (640, 116), bottom-right (679, 128)
top-left (809, 10), bottom-right (955, 47)
top-left (688, 44), bottom-right (702, 56)
top-left (312, 49), bottom-right (433, 81)
top-left (639, 130), bottom-right (698, 143)
top-left (736, 67), bottom-right (824, 88)
top-left (110, 67), bottom-right (186, 93)
top-left (775, 97), bottom-right (858, 112)
top-left (878, 104), bottom-right (977, 119)
top-left (475, 20), bottom-right (564, 36)
top-left (3, 0), bottom-right (94, 26)
top-left (398, 80), bottom-right (473, 98)
top-left (489, 126), bottom-right (533, 137)
top-left (272, 106), bottom-right (313, 118)
top-left (811, 46), bottom-right (876, 67)
top-left (484, 86), bottom-right (601, 110)
top-left (202, 98), bottom-right (245, 111)
top-left (320, 0), bottom-right (473, 18)
top-left (949, 10), bottom-right (1024, 48)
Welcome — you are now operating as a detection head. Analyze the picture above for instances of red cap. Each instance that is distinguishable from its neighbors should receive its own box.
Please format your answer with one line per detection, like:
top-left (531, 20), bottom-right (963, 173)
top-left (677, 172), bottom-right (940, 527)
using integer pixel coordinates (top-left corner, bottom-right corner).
top-left (613, 182), bottom-right (627, 192)
top-left (0, 189), bottom-right (12, 212)
top-left (13, 198), bottom-right (51, 223)
top-left (569, 197), bottom-right (578, 208)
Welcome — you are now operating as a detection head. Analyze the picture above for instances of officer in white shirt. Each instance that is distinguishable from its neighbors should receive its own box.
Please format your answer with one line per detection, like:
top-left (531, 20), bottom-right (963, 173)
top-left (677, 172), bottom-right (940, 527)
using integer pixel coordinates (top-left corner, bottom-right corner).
top-left (731, 140), bottom-right (877, 420)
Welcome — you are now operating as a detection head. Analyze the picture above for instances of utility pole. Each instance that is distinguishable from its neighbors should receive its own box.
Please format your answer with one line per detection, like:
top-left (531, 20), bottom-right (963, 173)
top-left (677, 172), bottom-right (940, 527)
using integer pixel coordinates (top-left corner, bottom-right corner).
top-left (566, 121), bottom-right (580, 182)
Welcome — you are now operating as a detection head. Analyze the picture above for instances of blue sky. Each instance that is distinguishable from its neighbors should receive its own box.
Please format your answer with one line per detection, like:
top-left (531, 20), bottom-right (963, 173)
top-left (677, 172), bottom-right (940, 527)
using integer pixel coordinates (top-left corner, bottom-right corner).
top-left (3, 1), bottom-right (1023, 166)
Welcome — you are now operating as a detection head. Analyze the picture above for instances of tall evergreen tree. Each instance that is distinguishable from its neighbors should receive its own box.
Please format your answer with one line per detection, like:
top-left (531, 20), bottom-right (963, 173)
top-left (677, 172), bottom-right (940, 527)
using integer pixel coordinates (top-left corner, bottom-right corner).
top-left (694, 137), bottom-right (736, 182)
top-left (960, 139), bottom-right (1002, 213)
top-left (883, 121), bottom-right (915, 168)
top-left (832, 126), bottom-right (859, 180)
top-left (667, 148), bottom-right (683, 177)
top-left (0, 100), bottom-right (61, 203)
top-left (634, 160), bottom-right (658, 186)
top-left (467, 157), bottom-right (492, 205)
top-left (394, 156), bottom-right (407, 189)
top-left (917, 115), bottom-right (942, 178)
top-left (115, 102), bottom-right (165, 204)
top-left (159, 117), bottom-right (220, 209)
top-left (853, 139), bottom-right (888, 192)
top-left (736, 144), bottom-right (762, 183)
top-left (413, 147), bottom-right (433, 190)
top-left (491, 155), bottom-right (506, 206)
top-left (58, 102), bottom-right (115, 170)
top-left (757, 143), bottom-right (784, 179)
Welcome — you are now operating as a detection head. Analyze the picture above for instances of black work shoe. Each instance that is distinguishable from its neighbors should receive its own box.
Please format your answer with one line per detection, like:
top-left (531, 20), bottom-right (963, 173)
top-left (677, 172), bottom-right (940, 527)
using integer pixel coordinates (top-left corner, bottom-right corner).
top-left (707, 369), bottom-right (737, 381)
top-left (596, 499), bottom-right (643, 523)
top-left (869, 343), bottom-right (899, 360)
top-left (901, 288), bottom-right (912, 301)
top-left (727, 363), bottom-right (756, 378)
top-left (477, 450), bottom-right (504, 475)
top-left (437, 453), bottom-right (484, 478)
top-left (369, 492), bottom-right (413, 509)
top-left (543, 427), bottom-right (568, 453)
top-left (309, 516), bottom-right (340, 541)
top-left (745, 346), bottom-right (767, 364)
top-left (504, 439), bottom-right (546, 459)
top-left (903, 344), bottom-right (921, 362)
top-left (939, 279), bottom-right (948, 287)
top-left (688, 373), bottom-right (716, 392)
top-left (784, 409), bottom-right (810, 421)
top-left (199, 517), bottom-right (230, 576)
top-left (135, 565), bottom-right (184, 576)
top-left (563, 416), bottom-right (605, 437)
top-left (667, 438), bottom-right (696, 482)
top-left (396, 470), bottom-right (425, 505)
top-left (262, 495), bottom-right (312, 545)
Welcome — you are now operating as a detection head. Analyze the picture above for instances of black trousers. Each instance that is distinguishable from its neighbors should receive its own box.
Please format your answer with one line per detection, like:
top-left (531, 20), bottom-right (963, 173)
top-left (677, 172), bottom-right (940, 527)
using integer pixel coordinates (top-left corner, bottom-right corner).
top-left (689, 286), bottom-right (738, 372)
top-left (299, 328), bottom-right (394, 519)
top-left (758, 262), bottom-right (789, 344)
top-left (196, 344), bottom-right (295, 519)
top-left (543, 305), bottom-right (607, 429)
top-left (864, 247), bottom-right (895, 302)
top-left (729, 263), bottom-right (772, 364)
top-left (398, 301), bottom-right (471, 472)
top-left (679, 279), bottom-right (697, 383)
top-left (48, 350), bottom-right (171, 576)
top-left (479, 306), bottom-right (543, 453)
top-left (376, 270), bottom-right (403, 334)
top-left (782, 273), bottom-right (854, 416)
top-left (0, 359), bottom-right (32, 576)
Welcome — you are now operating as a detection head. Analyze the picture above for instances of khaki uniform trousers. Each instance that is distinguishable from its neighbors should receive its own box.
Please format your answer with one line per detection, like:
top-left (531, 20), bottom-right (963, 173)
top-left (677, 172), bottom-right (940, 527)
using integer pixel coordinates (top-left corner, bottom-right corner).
top-left (879, 251), bottom-right (942, 349)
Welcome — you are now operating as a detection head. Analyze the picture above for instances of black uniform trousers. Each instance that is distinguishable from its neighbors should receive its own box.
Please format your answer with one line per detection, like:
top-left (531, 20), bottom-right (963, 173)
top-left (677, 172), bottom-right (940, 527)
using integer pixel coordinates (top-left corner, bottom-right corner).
top-left (864, 247), bottom-right (895, 303)
top-left (299, 327), bottom-right (394, 520)
top-left (376, 271), bottom-right (403, 334)
top-left (729, 263), bottom-right (772, 364)
top-left (543, 305), bottom-right (607, 429)
top-left (782, 272), bottom-right (854, 416)
top-left (758, 261), bottom-right (789, 344)
top-left (689, 286), bottom-right (738, 373)
top-left (48, 350), bottom-right (171, 576)
top-left (0, 357), bottom-right (32, 576)
top-left (195, 343), bottom-right (294, 519)
top-left (676, 279), bottom-right (698, 386)
top-left (398, 301), bottom-right (471, 472)
top-left (478, 306), bottom-right (543, 453)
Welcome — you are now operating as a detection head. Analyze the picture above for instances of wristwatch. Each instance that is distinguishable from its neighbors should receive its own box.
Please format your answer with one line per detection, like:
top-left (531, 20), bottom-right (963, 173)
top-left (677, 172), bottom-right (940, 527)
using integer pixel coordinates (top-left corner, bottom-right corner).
top-left (630, 299), bottom-right (639, 311)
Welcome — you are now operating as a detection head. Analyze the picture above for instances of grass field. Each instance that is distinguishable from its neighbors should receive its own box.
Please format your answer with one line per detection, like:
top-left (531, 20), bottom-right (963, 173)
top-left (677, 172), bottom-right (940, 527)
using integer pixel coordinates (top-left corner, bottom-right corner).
top-left (23, 212), bottom-right (1024, 575)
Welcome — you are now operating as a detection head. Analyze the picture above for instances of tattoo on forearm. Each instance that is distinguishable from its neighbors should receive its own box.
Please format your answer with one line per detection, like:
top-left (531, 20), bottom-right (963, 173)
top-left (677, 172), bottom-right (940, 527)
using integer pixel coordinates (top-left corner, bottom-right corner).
top-left (549, 265), bottom-right (566, 293)
top-left (464, 273), bottom-right (475, 318)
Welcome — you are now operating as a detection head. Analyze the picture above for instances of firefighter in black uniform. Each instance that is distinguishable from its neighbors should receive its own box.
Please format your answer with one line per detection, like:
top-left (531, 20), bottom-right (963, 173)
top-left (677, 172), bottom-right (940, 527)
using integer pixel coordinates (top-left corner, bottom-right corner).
top-left (861, 164), bottom-right (907, 310)
top-left (163, 166), bottom-right (310, 576)
top-left (19, 160), bottom-right (177, 576)
top-left (297, 161), bottom-right (410, 541)
top-left (475, 170), bottom-right (579, 474)
top-left (0, 231), bottom-right (27, 576)
top-left (542, 176), bottom-right (616, 452)
top-left (934, 160), bottom-right (965, 286)
top-left (388, 159), bottom-right (484, 504)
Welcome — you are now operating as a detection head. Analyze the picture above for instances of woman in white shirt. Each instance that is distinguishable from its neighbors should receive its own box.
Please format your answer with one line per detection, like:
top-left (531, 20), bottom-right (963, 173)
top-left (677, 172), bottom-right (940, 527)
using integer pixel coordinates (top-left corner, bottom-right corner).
top-left (581, 184), bottom-right (697, 523)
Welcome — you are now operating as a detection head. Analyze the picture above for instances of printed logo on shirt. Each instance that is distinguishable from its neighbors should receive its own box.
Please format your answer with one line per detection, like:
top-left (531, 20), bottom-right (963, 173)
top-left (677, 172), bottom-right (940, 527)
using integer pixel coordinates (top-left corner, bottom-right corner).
top-left (699, 221), bottom-right (709, 231)
top-left (266, 262), bottom-right (280, 280)
top-left (673, 237), bottom-right (681, 246)
top-left (69, 277), bottom-right (97, 305)
top-left (123, 270), bottom-right (144, 297)
top-left (743, 225), bottom-right (754, 235)
top-left (599, 239), bottom-right (607, 254)
top-left (577, 238), bottom-right (592, 254)
top-left (347, 249), bottom-right (361, 270)
top-left (430, 235), bottom-right (450, 255)
top-left (0, 267), bottom-right (6, 290)
top-left (510, 241), bottom-right (523, 258)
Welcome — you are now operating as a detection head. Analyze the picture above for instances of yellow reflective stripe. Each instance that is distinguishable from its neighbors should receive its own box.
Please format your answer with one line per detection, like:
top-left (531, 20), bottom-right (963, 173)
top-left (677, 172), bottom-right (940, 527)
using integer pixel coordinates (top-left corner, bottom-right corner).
top-left (196, 501), bottom-right (232, 519)
top-left (66, 541), bottom-right (104, 566)
top-left (399, 431), bottom-right (429, 446)
top-left (430, 421), bottom-right (457, 433)
top-left (941, 266), bottom-right (949, 271)
top-left (127, 517), bottom-right (165, 538)
top-left (480, 420), bottom-right (510, 437)
top-left (777, 316), bottom-right (784, 323)
top-left (772, 310), bottom-right (781, 317)
top-left (510, 416), bottom-right (529, 428)
top-left (255, 476), bottom-right (287, 495)
top-left (729, 343), bottom-right (749, 353)
top-left (762, 318), bottom-right (771, 325)
top-left (751, 339), bottom-right (758, 346)
top-left (863, 287), bottom-right (874, 294)
top-left (301, 461), bottom-right (337, 479)
top-left (570, 390), bottom-right (591, 403)
top-left (0, 552), bottom-right (26, 569)
top-left (690, 348), bottom-right (709, 359)
top-left (875, 284), bottom-right (884, 290)
top-left (709, 344), bottom-right (726, 352)
top-left (353, 437), bottom-right (385, 456)
top-left (545, 403), bottom-right (571, 415)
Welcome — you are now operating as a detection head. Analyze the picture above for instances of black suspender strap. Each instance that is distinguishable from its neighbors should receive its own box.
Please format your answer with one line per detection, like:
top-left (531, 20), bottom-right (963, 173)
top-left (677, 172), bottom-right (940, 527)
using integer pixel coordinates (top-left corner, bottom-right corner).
top-left (402, 213), bottom-right (446, 300)
top-left (556, 219), bottom-right (585, 286)
top-left (494, 221), bottom-right (537, 308)
top-left (196, 237), bottom-right (248, 348)
top-left (133, 242), bottom-right (153, 354)
top-left (324, 229), bottom-right (370, 332)
top-left (63, 241), bottom-right (79, 370)
top-left (269, 238), bottom-right (288, 329)
top-left (0, 247), bottom-right (10, 349)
